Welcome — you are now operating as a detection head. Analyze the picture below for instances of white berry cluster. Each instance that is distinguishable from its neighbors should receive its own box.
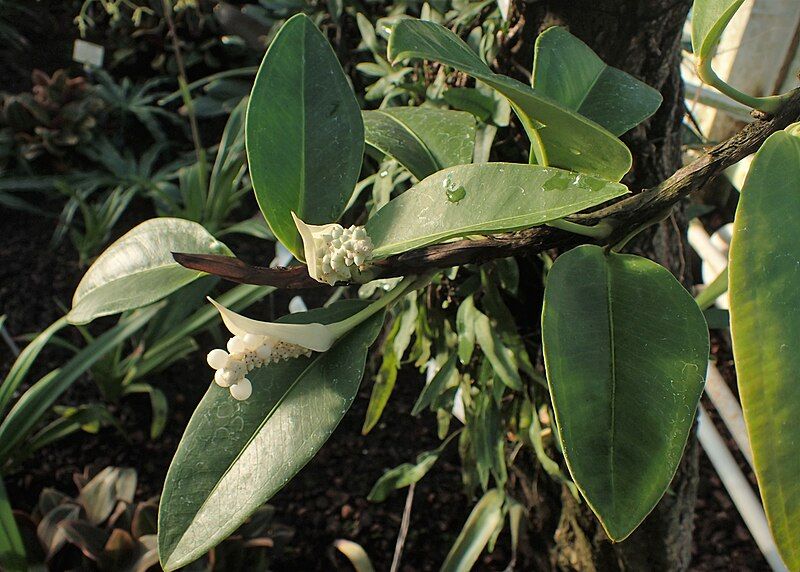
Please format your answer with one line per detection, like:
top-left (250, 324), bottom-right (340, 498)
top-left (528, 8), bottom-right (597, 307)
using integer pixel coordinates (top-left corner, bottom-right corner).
top-left (313, 224), bottom-right (374, 285)
top-left (206, 334), bottom-right (311, 400)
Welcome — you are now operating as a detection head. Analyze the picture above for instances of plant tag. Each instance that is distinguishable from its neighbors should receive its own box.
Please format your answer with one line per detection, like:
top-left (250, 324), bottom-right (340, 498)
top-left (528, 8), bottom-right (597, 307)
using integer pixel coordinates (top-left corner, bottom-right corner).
top-left (72, 40), bottom-right (104, 67)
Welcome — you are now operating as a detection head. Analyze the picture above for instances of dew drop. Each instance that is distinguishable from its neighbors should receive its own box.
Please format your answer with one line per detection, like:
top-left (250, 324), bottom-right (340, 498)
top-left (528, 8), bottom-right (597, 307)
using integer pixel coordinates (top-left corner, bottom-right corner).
top-left (446, 185), bottom-right (466, 203)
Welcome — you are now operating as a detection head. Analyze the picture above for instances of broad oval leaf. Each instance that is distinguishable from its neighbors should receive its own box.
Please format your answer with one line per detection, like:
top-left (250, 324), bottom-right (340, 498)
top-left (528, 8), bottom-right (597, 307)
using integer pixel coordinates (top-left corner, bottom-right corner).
top-left (365, 163), bottom-right (628, 258)
top-left (691, 0), bottom-right (744, 60)
top-left (542, 245), bottom-right (708, 540)
top-left (246, 13), bottom-right (364, 258)
top-left (729, 124), bottom-right (800, 570)
top-left (68, 218), bottom-right (230, 325)
top-left (532, 26), bottom-right (662, 136)
top-left (158, 301), bottom-right (385, 571)
top-left (363, 107), bottom-right (476, 179)
top-left (441, 488), bottom-right (505, 572)
top-left (387, 19), bottom-right (632, 181)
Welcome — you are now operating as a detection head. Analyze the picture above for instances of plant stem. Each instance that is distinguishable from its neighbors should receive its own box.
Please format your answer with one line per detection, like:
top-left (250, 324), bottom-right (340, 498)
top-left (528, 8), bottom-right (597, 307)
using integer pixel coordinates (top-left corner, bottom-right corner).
top-left (697, 57), bottom-right (795, 114)
top-left (546, 218), bottom-right (613, 239)
top-left (329, 275), bottom-right (421, 337)
top-left (161, 0), bottom-right (208, 191)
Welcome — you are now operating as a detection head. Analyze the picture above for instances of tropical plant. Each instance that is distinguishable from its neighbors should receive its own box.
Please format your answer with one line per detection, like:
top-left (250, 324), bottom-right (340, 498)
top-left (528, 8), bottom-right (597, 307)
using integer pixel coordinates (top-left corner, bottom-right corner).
top-left (4, 1), bottom-right (800, 571)
top-left (0, 69), bottom-right (104, 168)
top-left (7, 465), bottom-right (292, 570)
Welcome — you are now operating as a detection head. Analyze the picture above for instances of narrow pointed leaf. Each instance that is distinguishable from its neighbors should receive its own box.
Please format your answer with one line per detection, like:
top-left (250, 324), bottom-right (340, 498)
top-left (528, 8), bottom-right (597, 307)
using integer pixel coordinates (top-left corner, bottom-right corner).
top-left (365, 163), bottom-right (628, 258)
top-left (388, 19), bottom-right (631, 180)
top-left (0, 305), bottom-right (161, 463)
top-left (441, 488), bottom-right (505, 572)
top-left (158, 301), bottom-right (385, 571)
top-left (68, 218), bottom-right (231, 325)
top-left (246, 13), bottom-right (364, 258)
top-left (542, 245), bottom-right (708, 540)
top-left (691, 0), bottom-right (745, 60)
top-left (532, 26), bottom-right (662, 136)
top-left (0, 478), bottom-right (26, 572)
top-left (729, 124), bottom-right (800, 570)
top-left (363, 108), bottom-right (476, 179)
top-left (0, 316), bottom-right (68, 418)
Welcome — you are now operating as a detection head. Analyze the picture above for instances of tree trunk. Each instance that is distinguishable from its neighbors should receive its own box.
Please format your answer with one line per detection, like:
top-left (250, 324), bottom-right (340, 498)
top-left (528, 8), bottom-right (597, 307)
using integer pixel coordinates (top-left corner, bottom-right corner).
top-left (511, 1), bottom-right (698, 570)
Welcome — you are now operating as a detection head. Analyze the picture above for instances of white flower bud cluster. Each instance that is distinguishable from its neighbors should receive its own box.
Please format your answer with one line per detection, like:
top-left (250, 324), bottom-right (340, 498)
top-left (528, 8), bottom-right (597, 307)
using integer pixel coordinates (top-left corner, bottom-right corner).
top-left (206, 334), bottom-right (311, 400)
top-left (313, 224), bottom-right (374, 285)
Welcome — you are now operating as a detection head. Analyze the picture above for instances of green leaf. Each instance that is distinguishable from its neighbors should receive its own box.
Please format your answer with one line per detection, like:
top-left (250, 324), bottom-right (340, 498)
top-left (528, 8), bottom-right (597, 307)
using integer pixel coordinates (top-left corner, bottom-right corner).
top-left (362, 347), bottom-right (399, 435)
top-left (246, 13), bottom-right (364, 258)
top-left (412, 354), bottom-right (458, 416)
top-left (542, 245), bottom-right (708, 540)
top-left (441, 488), bottom-right (505, 572)
top-left (77, 467), bottom-right (137, 525)
top-left (158, 301), bottom-right (385, 571)
top-left (729, 124), bottom-right (800, 570)
top-left (388, 19), bottom-right (631, 180)
top-left (532, 26), bottom-right (662, 136)
top-left (474, 311), bottom-right (522, 391)
top-left (68, 218), bottom-right (231, 325)
top-left (456, 296), bottom-right (478, 365)
top-left (363, 107), bottom-right (476, 179)
top-left (691, 0), bottom-right (745, 60)
top-left (0, 478), bottom-right (26, 572)
top-left (0, 305), bottom-right (161, 463)
top-left (0, 316), bottom-right (68, 418)
top-left (368, 443), bottom-right (445, 502)
top-left (366, 163), bottom-right (628, 258)
top-left (695, 266), bottom-right (728, 311)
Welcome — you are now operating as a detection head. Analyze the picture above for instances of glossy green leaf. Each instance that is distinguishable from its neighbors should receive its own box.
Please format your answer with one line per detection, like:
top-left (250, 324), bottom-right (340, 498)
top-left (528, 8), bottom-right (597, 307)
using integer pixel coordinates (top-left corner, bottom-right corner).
top-left (0, 305), bottom-right (160, 463)
top-left (532, 26), bottom-right (662, 136)
top-left (363, 107), bottom-right (476, 179)
top-left (0, 478), bottom-right (26, 572)
top-left (68, 218), bottom-right (231, 325)
top-left (729, 124), bottom-right (800, 570)
top-left (691, 0), bottom-right (744, 59)
top-left (366, 163), bottom-right (628, 258)
top-left (158, 301), bottom-right (385, 571)
top-left (388, 19), bottom-right (631, 180)
top-left (542, 245), bottom-right (708, 540)
top-left (441, 488), bottom-right (505, 572)
top-left (246, 13), bottom-right (364, 258)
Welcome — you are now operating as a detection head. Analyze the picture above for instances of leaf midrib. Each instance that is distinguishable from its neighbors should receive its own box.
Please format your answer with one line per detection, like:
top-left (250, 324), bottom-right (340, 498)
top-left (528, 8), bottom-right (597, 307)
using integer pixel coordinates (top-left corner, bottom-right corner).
top-left (165, 332), bottom-right (354, 565)
top-left (371, 193), bottom-right (622, 257)
top-left (604, 257), bottom-right (617, 516)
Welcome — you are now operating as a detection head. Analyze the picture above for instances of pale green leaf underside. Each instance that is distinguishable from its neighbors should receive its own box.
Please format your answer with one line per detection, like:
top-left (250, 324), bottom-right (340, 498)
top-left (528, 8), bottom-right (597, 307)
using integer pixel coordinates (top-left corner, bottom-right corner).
top-left (542, 245), bottom-right (708, 540)
top-left (158, 301), bottom-right (384, 570)
top-left (441, 488), bottom-right (504, 572)
top-left (691, 0), bottom-right (745, 59)
top-left (68, 218), bottom-right (231, 325)
top-left (365, 163), bottom-right (628, 258)
top-left (532, 26), bottom-right (662, 136)
top-left (729, 125), bottom-right (800, 570)
top-left (246, 13), bottom-right (364, 258)
top-left (388, 19), bottom-right (631, 181)
top-left (363, 107), bottom-right (476, 179)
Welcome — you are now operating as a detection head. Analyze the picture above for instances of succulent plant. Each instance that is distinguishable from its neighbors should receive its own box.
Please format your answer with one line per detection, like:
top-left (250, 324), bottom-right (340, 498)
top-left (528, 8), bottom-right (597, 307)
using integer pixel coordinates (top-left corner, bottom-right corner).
top-left (0, 69), bottom-right (105, 167)
top-left (12, 466), bottom-right (293, 570)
